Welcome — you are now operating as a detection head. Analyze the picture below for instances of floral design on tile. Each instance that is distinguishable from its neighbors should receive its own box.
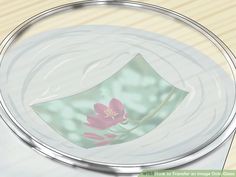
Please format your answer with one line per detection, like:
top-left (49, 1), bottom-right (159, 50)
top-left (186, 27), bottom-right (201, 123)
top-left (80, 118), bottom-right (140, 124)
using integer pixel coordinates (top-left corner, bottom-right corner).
top-left (32, 54), bottom-right (188, 149)
top-left (87, 98), bottom-right (127, 130)
top-left (83, 98), bottom-right (127, 146)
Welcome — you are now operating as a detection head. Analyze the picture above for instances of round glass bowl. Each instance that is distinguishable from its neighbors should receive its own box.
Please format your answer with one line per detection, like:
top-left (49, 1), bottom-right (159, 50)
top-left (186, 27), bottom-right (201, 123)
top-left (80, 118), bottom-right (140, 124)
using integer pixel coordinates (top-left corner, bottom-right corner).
top-left (0, 0), bottom-right (236, 174)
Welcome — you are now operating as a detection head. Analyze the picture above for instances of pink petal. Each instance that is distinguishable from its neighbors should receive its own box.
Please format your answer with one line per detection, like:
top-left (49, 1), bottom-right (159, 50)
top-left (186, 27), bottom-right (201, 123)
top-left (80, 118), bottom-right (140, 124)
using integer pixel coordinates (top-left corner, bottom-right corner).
top-left (86, 115), bottom-right (116, 130)
top-left (94, 103), bottom-right (108, 115)
top-left (96, 140), bottom-right (111, 146)
top-left (109, 98), bottom-right (125, 113)
top-left (105, 134), bottom-right (116, 139)
top-left (86, 115), bottom-right (105, 129)
top-left (83, 133), bottom-right (104, 140)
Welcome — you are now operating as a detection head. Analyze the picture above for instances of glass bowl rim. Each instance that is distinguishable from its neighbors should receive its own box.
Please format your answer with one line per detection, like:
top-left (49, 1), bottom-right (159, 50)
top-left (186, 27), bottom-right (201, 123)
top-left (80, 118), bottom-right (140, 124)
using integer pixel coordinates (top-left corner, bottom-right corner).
top-left (0, 0), bottom-right (236, 174)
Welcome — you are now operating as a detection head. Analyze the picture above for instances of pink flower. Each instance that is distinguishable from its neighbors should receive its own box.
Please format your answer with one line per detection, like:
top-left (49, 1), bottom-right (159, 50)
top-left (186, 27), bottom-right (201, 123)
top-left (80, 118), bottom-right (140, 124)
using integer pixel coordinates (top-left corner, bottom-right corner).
top-left (86, 98), bottom-right (127, 130)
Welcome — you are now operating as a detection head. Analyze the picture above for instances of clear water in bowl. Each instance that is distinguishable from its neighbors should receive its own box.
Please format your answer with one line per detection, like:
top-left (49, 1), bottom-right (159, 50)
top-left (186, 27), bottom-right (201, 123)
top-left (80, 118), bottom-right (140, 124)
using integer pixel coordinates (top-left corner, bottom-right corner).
top-left (0, 25), bottom-right (235, 165)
